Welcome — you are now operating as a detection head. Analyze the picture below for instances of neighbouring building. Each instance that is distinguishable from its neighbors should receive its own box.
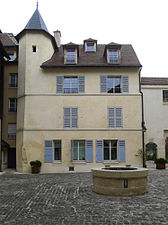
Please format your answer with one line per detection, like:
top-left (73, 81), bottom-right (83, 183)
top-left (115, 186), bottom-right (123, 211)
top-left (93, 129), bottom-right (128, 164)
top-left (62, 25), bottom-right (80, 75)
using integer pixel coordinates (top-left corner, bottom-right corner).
top-left (141, 77), bottom-right (168, 160)
top-left (0, 32), bottom-right (18, 170)
top-left (0, 38), bottom-right (9, 171)
top-left (15, 7), bottom-right (143, 173)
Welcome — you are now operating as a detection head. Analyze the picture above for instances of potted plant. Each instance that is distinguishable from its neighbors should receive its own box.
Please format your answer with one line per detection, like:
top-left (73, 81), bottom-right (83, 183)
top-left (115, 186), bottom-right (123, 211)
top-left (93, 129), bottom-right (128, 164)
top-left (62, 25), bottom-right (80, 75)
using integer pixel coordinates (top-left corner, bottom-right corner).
top-left (30, 160), bottom-right (42, 173)
top-left (155, 158), bottom-right (167, 169)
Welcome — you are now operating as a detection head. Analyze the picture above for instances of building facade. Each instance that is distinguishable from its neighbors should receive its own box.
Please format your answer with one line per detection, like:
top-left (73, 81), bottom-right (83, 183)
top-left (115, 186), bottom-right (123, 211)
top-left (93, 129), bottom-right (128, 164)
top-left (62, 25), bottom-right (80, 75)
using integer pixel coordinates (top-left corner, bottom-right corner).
top-left (0, 32), bottom-right (18, 170)
top-left (15, 8), bottom-right (143, 173)
top-left (141, 77), bottom-right (168, 160)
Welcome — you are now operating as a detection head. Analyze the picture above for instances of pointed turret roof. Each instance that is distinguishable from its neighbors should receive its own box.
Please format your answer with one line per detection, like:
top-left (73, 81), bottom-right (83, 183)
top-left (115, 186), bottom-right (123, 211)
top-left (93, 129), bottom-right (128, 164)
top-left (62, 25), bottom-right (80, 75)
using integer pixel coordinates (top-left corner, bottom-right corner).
top-left (24, 8), bottom-right (49, 33)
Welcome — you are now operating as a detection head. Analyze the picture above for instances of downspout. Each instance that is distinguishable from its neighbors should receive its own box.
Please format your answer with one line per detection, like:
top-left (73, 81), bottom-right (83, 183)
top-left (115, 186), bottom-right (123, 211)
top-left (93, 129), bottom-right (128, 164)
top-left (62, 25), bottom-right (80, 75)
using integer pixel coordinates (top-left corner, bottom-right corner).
top-left (139, 67), bottom-right (146, 168)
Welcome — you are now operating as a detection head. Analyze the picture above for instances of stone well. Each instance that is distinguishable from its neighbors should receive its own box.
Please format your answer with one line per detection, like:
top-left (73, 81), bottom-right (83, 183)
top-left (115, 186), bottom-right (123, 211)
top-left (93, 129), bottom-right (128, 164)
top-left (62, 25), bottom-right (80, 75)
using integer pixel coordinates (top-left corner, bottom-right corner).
top-left (92, 167), bottom-right (148, 196)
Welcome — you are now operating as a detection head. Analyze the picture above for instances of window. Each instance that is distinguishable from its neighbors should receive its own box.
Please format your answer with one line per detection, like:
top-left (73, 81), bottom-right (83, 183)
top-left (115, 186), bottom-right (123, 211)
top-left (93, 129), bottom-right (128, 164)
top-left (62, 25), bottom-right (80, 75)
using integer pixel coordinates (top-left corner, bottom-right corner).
top-left (64, 107), bottom-right (78, 128)
top-left (44, 140), bottom-right (62, 162)
top-left (107, 77), bottom-right (121, 93)
top-left (53, 140), bottom-right (61, 161)
top-left (86, 43), bottom-right (95, 52)
top-left (73, 140), bottom-right (85, 161)
top-left (104, 140), bottom-right (117, 161)
top-left (108, 107), bottom-right (122, 128)
top-left (100, 75), bottom-right (129, 93)
top-left (9, 74), bottom-right (18, 88)
top-left (96, 139), bottom-right (126, 162)
top-left (8, 98), bottom-right (17, 112)
top-left (163, 90), bottom-right (168, 102)
top-left (65, 49), bottom-right (76, 64)
top-left (108, 50), bottom-right (119, 63)
top-left (71, 140), bottom-right (93, 162)
top-left (32, 45), bottom-right (36, 52)
top-left (56, 76), bottom-right (85, 94)
top-left (8, 54), bottom-right (14, 61)
top-left (8, 123), bottom-right (16, 139)
top-left (64, 77), bottom-right (78, 93)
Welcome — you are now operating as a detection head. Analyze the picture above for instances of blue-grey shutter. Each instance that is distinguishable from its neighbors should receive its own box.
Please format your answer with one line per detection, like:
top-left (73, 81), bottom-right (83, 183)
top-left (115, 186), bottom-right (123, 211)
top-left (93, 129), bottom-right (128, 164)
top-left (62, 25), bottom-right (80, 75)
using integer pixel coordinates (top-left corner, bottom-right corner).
top-left (108, 107), bottom-right (115, 128)
top-left (71, 107), bottom-right (78, 128)
top-left (71, 140), bottom-right (74, 161)
top-left (56, 76), bottom-right (64, 93)
top-left (100, 75), bottom-right (107, 93)
top-left (118, 140), bottom-right (126, 162)
top-left (44, 140), bottom-right (53, 163)
top-left (78, 76), bottom-right (85, 93)
top-left (64, 107), bottom-right (71, 128)
top-left (116, 107), bottom-right (122, 128)
top-left (85, 140), bottom-right (93, 163)
top-left (121, 75), bottom-right (129, 93)
top-left (96, 140), bottom-right (104, 162)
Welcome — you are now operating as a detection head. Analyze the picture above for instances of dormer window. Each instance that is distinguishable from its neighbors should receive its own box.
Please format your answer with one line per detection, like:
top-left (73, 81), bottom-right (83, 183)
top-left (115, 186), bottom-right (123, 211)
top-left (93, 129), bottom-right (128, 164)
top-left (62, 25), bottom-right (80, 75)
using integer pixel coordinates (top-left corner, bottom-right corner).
top-left (66, 49), bottom-right (76, 64)
top-left (84, 38), bottom-right (97, 52)
top-left (109, 50), bottom-right (119, 64)
top-left (64, 43), bottom-right (78, 64)
top-left (9, 53), bottom-right (14, 61)
top-left (104, 42), bottom-right (121, 64)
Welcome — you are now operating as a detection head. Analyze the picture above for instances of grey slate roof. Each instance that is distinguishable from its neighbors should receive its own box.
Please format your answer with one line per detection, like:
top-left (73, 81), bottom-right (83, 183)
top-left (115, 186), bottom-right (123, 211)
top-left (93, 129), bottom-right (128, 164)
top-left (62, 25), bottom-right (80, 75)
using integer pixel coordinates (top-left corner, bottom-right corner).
top-left (141, 77), bottom-right (168, 85)
top-left (0, 33), bottom-right (18, 47)
top-left (41, 44), bottom-right (141, 68)
top-left (24, 8), bottom-right (49, 33)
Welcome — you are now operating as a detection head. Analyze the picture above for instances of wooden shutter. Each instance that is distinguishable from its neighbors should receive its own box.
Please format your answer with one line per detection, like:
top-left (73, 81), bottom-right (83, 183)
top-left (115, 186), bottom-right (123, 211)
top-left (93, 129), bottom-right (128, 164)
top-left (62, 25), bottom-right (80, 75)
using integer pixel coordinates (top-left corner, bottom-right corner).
top-left (118, 140), bottom-right (126, 162)
top-left (116, 107), bottom-right (122, 128)
top-left (64, 107), bottom-right (71, 128)
top-left (56, 76), bottom-right (63, 93)
top-left (100, 75), bottom-right (107, 93)
top-left (44, 140), bottom-right (53, 163)
top-left (108, 107), bottom-right (115, 128)
top-left (71, 107), bottom-right (78, 128)
top-left (96, 140), bottom-right (104, 162)
top-left (85, 140), bottom-right (93, 163)
top-left (121, 75), bottom-right (129, 93)
top-left (71, 140), bottom-right (74, 161)
top-left (78, 76), bottom-right (85, 93)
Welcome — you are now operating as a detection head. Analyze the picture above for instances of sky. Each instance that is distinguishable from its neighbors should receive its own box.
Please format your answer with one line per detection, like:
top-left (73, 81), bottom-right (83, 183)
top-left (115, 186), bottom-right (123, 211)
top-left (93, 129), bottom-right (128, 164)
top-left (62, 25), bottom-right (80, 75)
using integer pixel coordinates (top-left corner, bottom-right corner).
top-left (0, 0), bottom-right (168, 77)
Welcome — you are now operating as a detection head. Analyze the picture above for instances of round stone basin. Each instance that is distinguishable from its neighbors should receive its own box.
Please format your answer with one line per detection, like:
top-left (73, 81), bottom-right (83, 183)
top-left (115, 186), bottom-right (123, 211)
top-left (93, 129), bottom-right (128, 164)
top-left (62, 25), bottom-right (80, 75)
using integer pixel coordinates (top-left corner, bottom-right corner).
top-left (92, 167), bottom-right (148, 196)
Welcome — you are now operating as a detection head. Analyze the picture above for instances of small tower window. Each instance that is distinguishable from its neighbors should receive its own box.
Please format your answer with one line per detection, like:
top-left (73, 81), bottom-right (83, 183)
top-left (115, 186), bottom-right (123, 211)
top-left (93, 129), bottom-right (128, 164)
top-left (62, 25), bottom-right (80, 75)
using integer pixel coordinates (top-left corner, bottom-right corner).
top-left (32, 45), bottom-right (36, 52)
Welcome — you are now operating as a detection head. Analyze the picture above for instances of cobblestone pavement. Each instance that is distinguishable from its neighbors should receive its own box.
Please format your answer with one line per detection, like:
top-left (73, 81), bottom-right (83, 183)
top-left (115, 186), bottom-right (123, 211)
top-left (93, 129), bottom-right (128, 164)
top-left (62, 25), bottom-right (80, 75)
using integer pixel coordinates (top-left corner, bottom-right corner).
top-left (0, 169), bottom-right (168, 225)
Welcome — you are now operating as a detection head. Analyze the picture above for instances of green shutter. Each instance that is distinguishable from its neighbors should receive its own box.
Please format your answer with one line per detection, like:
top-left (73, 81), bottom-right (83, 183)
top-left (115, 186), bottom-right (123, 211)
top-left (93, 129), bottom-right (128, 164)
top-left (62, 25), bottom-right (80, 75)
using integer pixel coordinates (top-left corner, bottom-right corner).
top-left (100, 75), bottom-right (107, 93)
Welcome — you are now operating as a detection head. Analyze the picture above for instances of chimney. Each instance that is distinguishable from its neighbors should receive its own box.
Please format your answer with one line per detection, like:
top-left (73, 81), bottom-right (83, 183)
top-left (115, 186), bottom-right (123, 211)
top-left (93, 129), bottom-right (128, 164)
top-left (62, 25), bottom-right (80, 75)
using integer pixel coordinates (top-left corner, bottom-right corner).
top-left (54, 30), bottom-right (61, 48)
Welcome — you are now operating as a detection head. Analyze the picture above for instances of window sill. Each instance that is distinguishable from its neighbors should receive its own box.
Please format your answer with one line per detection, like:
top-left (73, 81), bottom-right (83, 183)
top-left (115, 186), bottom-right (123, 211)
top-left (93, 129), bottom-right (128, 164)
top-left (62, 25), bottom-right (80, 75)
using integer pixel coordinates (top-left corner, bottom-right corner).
top-left (104, 161), bottom-right (119, 164)
top-left (53, 160), bottom-right (62, 164)
top-left (72, 161), bottom-right (86, 164)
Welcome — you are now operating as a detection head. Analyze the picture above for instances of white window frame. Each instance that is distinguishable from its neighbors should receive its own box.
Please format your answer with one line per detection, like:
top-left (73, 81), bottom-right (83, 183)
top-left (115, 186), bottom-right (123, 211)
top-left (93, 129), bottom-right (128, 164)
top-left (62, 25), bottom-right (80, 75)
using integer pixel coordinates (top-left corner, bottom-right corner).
top-left (63, 77), bottom-right (78, 93)
top-left (104, 140), bottom-right (118, 162)
top-left (72, 140), bottom-right (85, 162)
top-left (108, 50), bottom-right (119, 64)
top-left (8, 98), bottom-right (17, 112)
top-left (53, 140), bottom-right (62, 163)
top-left (65, 49), bottom-right (76, 64)
top-left (9, 74), bottom-right (18, 88)
top-left (8, 123), bottom-right (16, 139)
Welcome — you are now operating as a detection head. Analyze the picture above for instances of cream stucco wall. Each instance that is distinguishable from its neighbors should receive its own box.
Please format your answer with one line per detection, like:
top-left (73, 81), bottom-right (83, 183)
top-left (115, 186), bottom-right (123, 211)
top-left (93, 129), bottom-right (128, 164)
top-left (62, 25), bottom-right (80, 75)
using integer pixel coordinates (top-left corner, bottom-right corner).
top-left (2, 61), bottom-right (17, 148)
top-left (17, 31), bottom-right (142, 173)
top-left (142, 85), bottom-right (168, 158)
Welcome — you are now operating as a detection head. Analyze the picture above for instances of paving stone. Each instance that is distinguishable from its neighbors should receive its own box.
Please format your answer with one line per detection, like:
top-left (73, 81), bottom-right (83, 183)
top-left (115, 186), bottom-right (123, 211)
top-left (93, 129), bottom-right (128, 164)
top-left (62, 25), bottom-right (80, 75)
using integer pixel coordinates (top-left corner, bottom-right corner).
top-left (0, 169), bottom-right (168, 224)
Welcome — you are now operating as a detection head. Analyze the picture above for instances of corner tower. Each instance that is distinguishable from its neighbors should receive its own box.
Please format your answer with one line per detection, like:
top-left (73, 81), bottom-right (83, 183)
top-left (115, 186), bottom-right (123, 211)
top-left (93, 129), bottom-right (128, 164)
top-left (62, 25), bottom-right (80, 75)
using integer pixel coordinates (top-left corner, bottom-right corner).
top-left (16, 6), bottom-right (57, 172)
